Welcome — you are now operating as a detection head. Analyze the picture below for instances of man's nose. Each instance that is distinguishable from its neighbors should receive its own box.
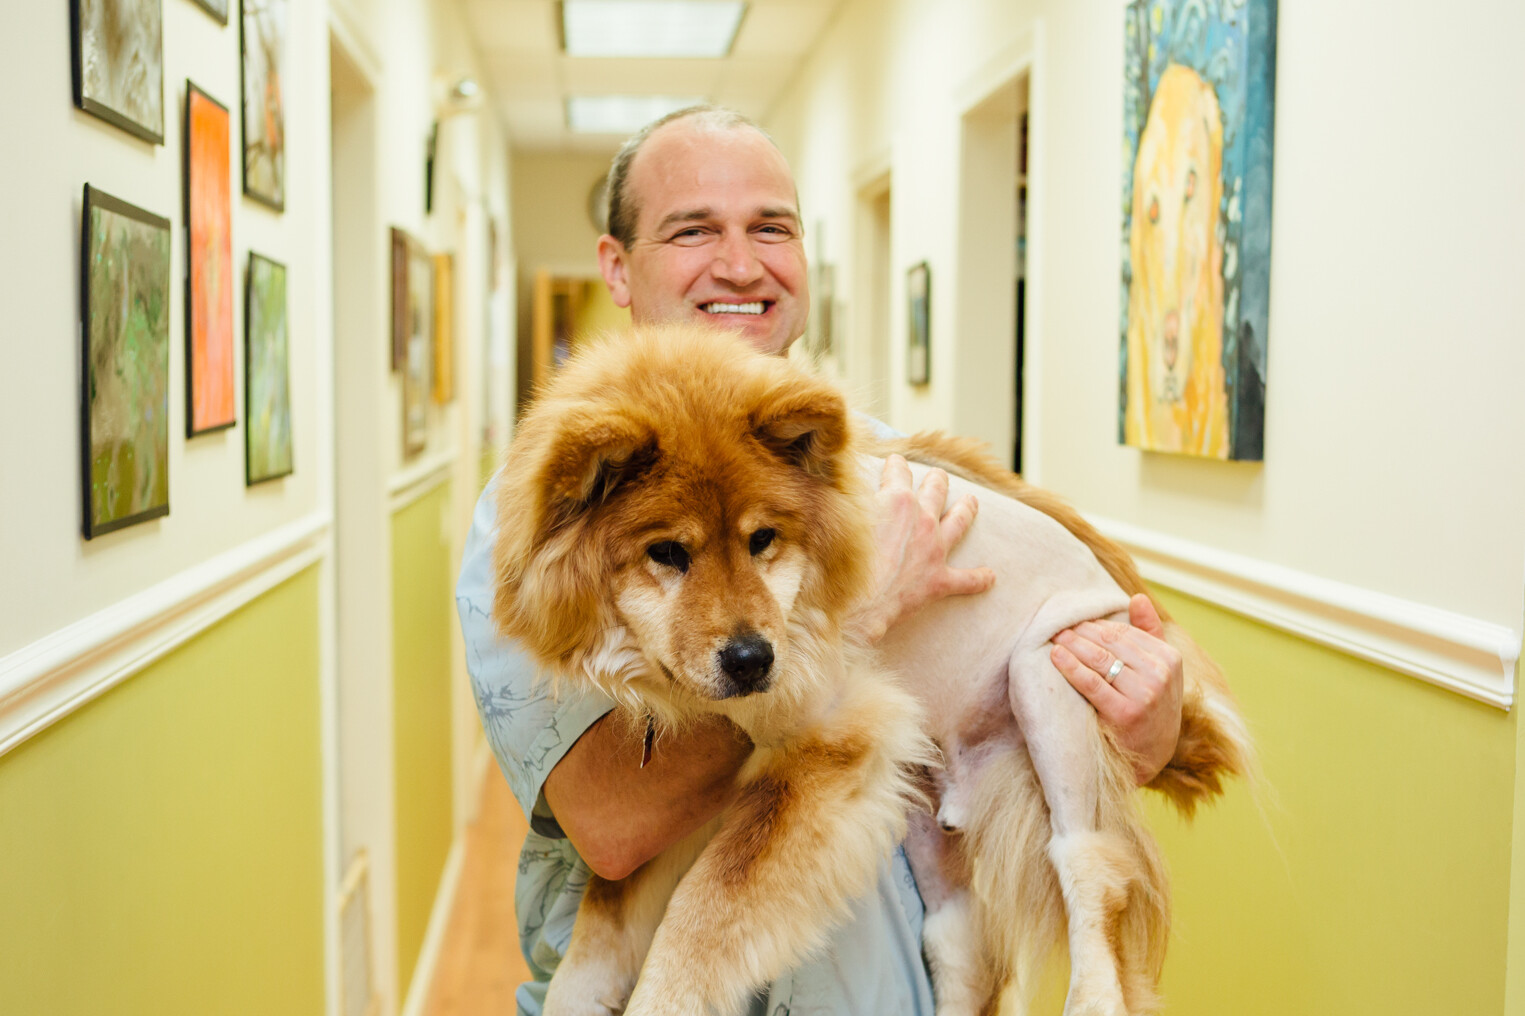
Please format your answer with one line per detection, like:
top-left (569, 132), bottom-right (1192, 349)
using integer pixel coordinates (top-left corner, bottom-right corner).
top-left (711, 231), bottom-right (763, 286)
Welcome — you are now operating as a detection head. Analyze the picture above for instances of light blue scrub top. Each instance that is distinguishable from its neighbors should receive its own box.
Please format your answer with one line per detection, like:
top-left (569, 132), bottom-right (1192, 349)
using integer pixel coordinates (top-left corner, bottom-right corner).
top-left (455, 467), bottom-right (934, 1016)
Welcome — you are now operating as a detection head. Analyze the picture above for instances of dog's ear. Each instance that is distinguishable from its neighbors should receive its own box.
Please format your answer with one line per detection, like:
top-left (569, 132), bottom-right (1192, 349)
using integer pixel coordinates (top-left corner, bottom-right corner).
top-left (537, 409), bottom-right (658, 526)
top-left (750, 380), bottom-right (849, 480)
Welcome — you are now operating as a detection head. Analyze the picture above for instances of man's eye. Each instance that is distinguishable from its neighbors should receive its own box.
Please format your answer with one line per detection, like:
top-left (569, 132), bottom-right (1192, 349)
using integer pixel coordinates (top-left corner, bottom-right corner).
top-left (749, 529), bottom-right (776, 555)
top-left (647, 542), bottom-right (690, 573)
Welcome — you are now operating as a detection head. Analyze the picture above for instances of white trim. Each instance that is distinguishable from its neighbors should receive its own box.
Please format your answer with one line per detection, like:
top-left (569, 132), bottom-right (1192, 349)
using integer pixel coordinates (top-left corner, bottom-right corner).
top-left (0, 513), bottom-right (333, 757)
top-left (397, 838), bottom-right (467, 1016)
top-left (1092, 515), bottom-right (1522, 709)
top-left (1019, 20), bottom-right (1047, 486)
top-left (389, 450), bottom-right (458, 514)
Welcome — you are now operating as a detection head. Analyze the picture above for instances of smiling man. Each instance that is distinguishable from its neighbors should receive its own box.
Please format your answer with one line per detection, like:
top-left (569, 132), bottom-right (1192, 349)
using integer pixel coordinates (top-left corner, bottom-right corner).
top-left (595, 109), bottom-right (809, 355)
top-left (455, 105), bottom-right (1185, 1016)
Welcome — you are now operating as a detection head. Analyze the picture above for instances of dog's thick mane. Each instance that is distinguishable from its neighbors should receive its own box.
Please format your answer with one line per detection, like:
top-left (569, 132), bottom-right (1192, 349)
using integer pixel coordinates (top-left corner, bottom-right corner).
top-left (492, 324), bottom-right (878, 727)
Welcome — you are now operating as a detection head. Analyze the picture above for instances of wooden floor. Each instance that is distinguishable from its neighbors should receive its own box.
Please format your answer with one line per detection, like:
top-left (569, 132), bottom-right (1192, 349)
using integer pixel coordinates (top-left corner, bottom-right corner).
top-left (423, 768), bottom-right (534, 1016)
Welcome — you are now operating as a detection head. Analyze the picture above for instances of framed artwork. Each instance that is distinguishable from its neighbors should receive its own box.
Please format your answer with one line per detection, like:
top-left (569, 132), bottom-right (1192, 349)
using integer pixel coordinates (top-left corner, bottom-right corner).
top-left (240, 0), bottom-right (288, 210)
top-left (906, 261), bottom-right (931, 386)
top-left (402, 240), bottom-right (434, 458)
top-left (80, 185), bottom-right (171, 539)
top-left (185, 82), bottom-right (236, 436)
top-left (432, 252), bottom-right (454, 404)
top-left (390, 227), bottom-right (413, 370)
top-left (70, 0), bottom-right (165, 144)
top-left (190, 0), bottom-right (229, 24)
top-left (1120, 0), bottom-right (1276, 460)
top-left (245, 253), bottom-right (293, 484)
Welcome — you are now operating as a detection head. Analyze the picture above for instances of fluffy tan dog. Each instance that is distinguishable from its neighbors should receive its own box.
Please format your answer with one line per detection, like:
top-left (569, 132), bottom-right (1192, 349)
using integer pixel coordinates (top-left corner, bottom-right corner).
top-left (1124, 63), bottom-right (1231, 458)
top-left (493, 324), bottom-right (1251, 1016)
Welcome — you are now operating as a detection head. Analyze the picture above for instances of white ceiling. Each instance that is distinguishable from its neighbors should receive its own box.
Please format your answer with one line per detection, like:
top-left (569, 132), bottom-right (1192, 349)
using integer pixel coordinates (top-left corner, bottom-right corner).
top-left (461, 0), bottom-right (848, 153)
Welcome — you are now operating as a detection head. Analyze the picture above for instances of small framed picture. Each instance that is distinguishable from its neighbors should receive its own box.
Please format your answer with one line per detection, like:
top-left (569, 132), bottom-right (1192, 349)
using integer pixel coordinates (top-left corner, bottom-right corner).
top-left (906, 261), bottom-right (931, 385)
top-left (81, 185), bottom-right (172, 538)
top-left (402, 242), bottom-right (435, 458)
top-left (70, 0), bottom-right (166, 144)
top-left (433, 252), bottom-right (455, 404)
top-left (185, 82), bottom-right (236, 436)
top-left (246, 253), bottom-right (293, 484)
top-left (241, 0), bottom-right (288, 210)
top-left (390, 227), bottom-right (413, 370)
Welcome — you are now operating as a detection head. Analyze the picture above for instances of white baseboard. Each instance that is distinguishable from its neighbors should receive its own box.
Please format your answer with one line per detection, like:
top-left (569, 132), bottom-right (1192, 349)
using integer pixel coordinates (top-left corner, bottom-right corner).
top-left (0, 513), bottom-right (332, 756)
top-left (1091, 515), bottom-right (1521, 709)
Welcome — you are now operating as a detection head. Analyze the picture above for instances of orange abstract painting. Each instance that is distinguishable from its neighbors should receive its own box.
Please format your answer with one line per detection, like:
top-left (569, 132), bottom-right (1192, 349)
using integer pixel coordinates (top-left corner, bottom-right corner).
top-left (186, 83), bottom-right (235, 434)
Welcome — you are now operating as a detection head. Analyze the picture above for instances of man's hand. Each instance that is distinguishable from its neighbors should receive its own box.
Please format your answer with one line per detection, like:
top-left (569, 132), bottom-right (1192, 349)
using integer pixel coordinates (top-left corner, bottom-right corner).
top-left (849, 454), bottom-right (997, 643)
top-left (1051, 594), bottom-right (1183, 784)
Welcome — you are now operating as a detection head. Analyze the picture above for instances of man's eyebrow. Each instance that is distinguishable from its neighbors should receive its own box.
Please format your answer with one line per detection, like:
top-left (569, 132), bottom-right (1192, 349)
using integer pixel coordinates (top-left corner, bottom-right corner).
top-left (651, 206), bottom-right (801, 233)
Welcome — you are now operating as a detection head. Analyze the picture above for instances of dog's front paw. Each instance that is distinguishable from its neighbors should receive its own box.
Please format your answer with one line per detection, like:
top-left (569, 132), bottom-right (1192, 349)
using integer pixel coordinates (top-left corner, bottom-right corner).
top-left (543, 961), bottom-right (635, 1016)
top-left (623, 979), bottom-right (709, 1016)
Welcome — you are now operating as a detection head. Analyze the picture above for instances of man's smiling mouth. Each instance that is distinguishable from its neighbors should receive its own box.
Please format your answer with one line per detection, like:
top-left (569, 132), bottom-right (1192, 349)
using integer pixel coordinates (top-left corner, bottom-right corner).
top-left (701, 301), bottom-right (768, 316)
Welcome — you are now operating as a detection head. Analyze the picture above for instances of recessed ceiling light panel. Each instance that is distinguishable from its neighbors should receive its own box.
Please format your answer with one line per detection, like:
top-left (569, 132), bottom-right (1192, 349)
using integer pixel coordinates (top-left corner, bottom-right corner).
top-left (566, 95), bottom-right (707, 134)
top-left (562, 1), bottom-right (747, 58)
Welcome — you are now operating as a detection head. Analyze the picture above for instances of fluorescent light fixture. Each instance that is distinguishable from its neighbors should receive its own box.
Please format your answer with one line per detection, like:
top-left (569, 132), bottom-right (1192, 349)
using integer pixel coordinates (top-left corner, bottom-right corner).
top-left (562, 1), bottom-right (747, 58)
top-left (567, 95), bottom-right (707, 134)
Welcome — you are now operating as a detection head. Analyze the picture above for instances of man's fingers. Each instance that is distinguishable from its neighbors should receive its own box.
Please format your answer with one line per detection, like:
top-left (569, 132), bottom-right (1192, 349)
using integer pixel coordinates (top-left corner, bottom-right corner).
top-left (880, 453), bottom-right (912, 491)
top-left (915, 466), bottom-right (950, 519)
top-left (1059, 621), bottom-right (1150, 674)
top-left (1128, 593), bottom-right (1165, 639)
top-left (938, 494), bottom-right (980, 547)
top-left (942, 566), bottom-right (997, 596)
top-left (1052, 643), bottom-right (1123, 710)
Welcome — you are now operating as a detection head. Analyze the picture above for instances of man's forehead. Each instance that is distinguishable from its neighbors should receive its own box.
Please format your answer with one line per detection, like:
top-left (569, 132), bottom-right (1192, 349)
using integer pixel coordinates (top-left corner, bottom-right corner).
top-left (630, 122), bottom-right (797, 211)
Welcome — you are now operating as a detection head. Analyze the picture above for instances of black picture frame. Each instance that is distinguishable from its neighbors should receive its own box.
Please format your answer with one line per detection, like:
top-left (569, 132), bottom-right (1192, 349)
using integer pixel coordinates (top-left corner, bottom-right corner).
top-left (80, 185), bottom-right (172, 539)
top-left (240, 0), bottom-right (288, 211)
top-left (245, 252), bottom-right (294, 485)
top-left (189, 0), bottom-right (230, 25)
top-left (184, 81), bottom-right (238, 437)
top-left (69, 0), bottom-right (166, 144)
top-left (906, 261), bottom-right (931, 385)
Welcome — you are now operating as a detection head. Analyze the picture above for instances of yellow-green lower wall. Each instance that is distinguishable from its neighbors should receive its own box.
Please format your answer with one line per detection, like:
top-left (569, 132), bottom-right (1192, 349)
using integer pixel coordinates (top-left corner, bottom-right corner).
top-left (0, 567), bottom-right (325, 1016)
top-left (1146, 589), bottom-right (1515, 1015)
top-left (392, 481), bottom-right (457, 1001)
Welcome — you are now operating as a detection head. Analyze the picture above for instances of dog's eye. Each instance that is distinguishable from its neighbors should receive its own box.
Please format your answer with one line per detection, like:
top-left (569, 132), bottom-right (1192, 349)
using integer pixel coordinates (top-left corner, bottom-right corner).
top-left (647, 541), bottom-right (690, 573)
top-left (749, 528), bottom-right (776, 555)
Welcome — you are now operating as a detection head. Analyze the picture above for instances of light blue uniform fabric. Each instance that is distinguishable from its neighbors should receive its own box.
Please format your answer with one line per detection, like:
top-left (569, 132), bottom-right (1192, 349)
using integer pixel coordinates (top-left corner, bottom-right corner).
top-left (455, 466), bottom-right (934, 1016)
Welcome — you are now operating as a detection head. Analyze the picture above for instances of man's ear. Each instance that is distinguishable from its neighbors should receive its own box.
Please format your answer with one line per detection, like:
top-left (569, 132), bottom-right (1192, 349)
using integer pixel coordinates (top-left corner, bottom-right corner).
top-left (597, 235), bottom-right (633, 309)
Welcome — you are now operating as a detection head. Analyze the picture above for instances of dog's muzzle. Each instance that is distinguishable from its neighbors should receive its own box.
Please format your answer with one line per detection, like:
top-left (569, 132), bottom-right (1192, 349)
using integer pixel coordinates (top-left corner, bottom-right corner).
top-left (716, 633), bottom-right (774, 698)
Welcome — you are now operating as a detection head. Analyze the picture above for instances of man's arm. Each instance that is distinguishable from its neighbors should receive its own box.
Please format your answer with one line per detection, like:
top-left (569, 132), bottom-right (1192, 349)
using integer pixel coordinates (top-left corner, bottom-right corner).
top-left (544, 711), bottom-right (750, 880)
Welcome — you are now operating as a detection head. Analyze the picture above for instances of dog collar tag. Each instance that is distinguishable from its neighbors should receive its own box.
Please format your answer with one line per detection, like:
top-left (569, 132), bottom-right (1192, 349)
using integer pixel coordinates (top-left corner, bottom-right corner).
top-left (640, 715), bottom-right (655, 769)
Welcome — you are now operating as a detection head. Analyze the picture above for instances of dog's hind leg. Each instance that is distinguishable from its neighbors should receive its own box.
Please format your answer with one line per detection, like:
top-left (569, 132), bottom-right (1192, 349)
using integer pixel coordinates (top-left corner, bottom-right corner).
top-left (1008, 642), bottom-right (1142, 1016)
top-left (543, 818), bottom-right (718, 1016)
top-left (906, 806), bottom-right (997, 1016)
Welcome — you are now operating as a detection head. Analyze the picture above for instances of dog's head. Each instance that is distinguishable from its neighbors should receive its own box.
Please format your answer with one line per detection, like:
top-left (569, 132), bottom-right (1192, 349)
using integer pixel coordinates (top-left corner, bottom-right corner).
top-left (493, 324), bottom-right (875, 716)
top-left (1128, 62), bottom-right (1225, 413)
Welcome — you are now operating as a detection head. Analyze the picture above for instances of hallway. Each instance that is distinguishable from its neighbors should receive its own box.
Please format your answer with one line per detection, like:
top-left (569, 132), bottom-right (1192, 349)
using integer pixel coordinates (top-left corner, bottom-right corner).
top-left (2, 0), bottom-right (1524, 1014)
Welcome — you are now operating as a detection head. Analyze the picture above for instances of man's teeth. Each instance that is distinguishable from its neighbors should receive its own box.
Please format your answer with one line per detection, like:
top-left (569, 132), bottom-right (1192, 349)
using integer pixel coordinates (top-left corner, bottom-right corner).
top-left (702, 302), bottom-right (766, 315)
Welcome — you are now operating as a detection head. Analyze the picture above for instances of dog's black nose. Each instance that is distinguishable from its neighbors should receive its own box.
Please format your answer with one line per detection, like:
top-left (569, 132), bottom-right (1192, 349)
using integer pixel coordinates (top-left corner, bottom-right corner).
top-left (717, 634), bottom-right (774, 697)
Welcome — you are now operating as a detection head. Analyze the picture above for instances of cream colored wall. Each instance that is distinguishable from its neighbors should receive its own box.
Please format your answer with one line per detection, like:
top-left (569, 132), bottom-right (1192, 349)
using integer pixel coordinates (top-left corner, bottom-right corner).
top-left (769, 0), bottom-right (1525, 634)
top-left (0, 0), bottom-right (329, 658)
